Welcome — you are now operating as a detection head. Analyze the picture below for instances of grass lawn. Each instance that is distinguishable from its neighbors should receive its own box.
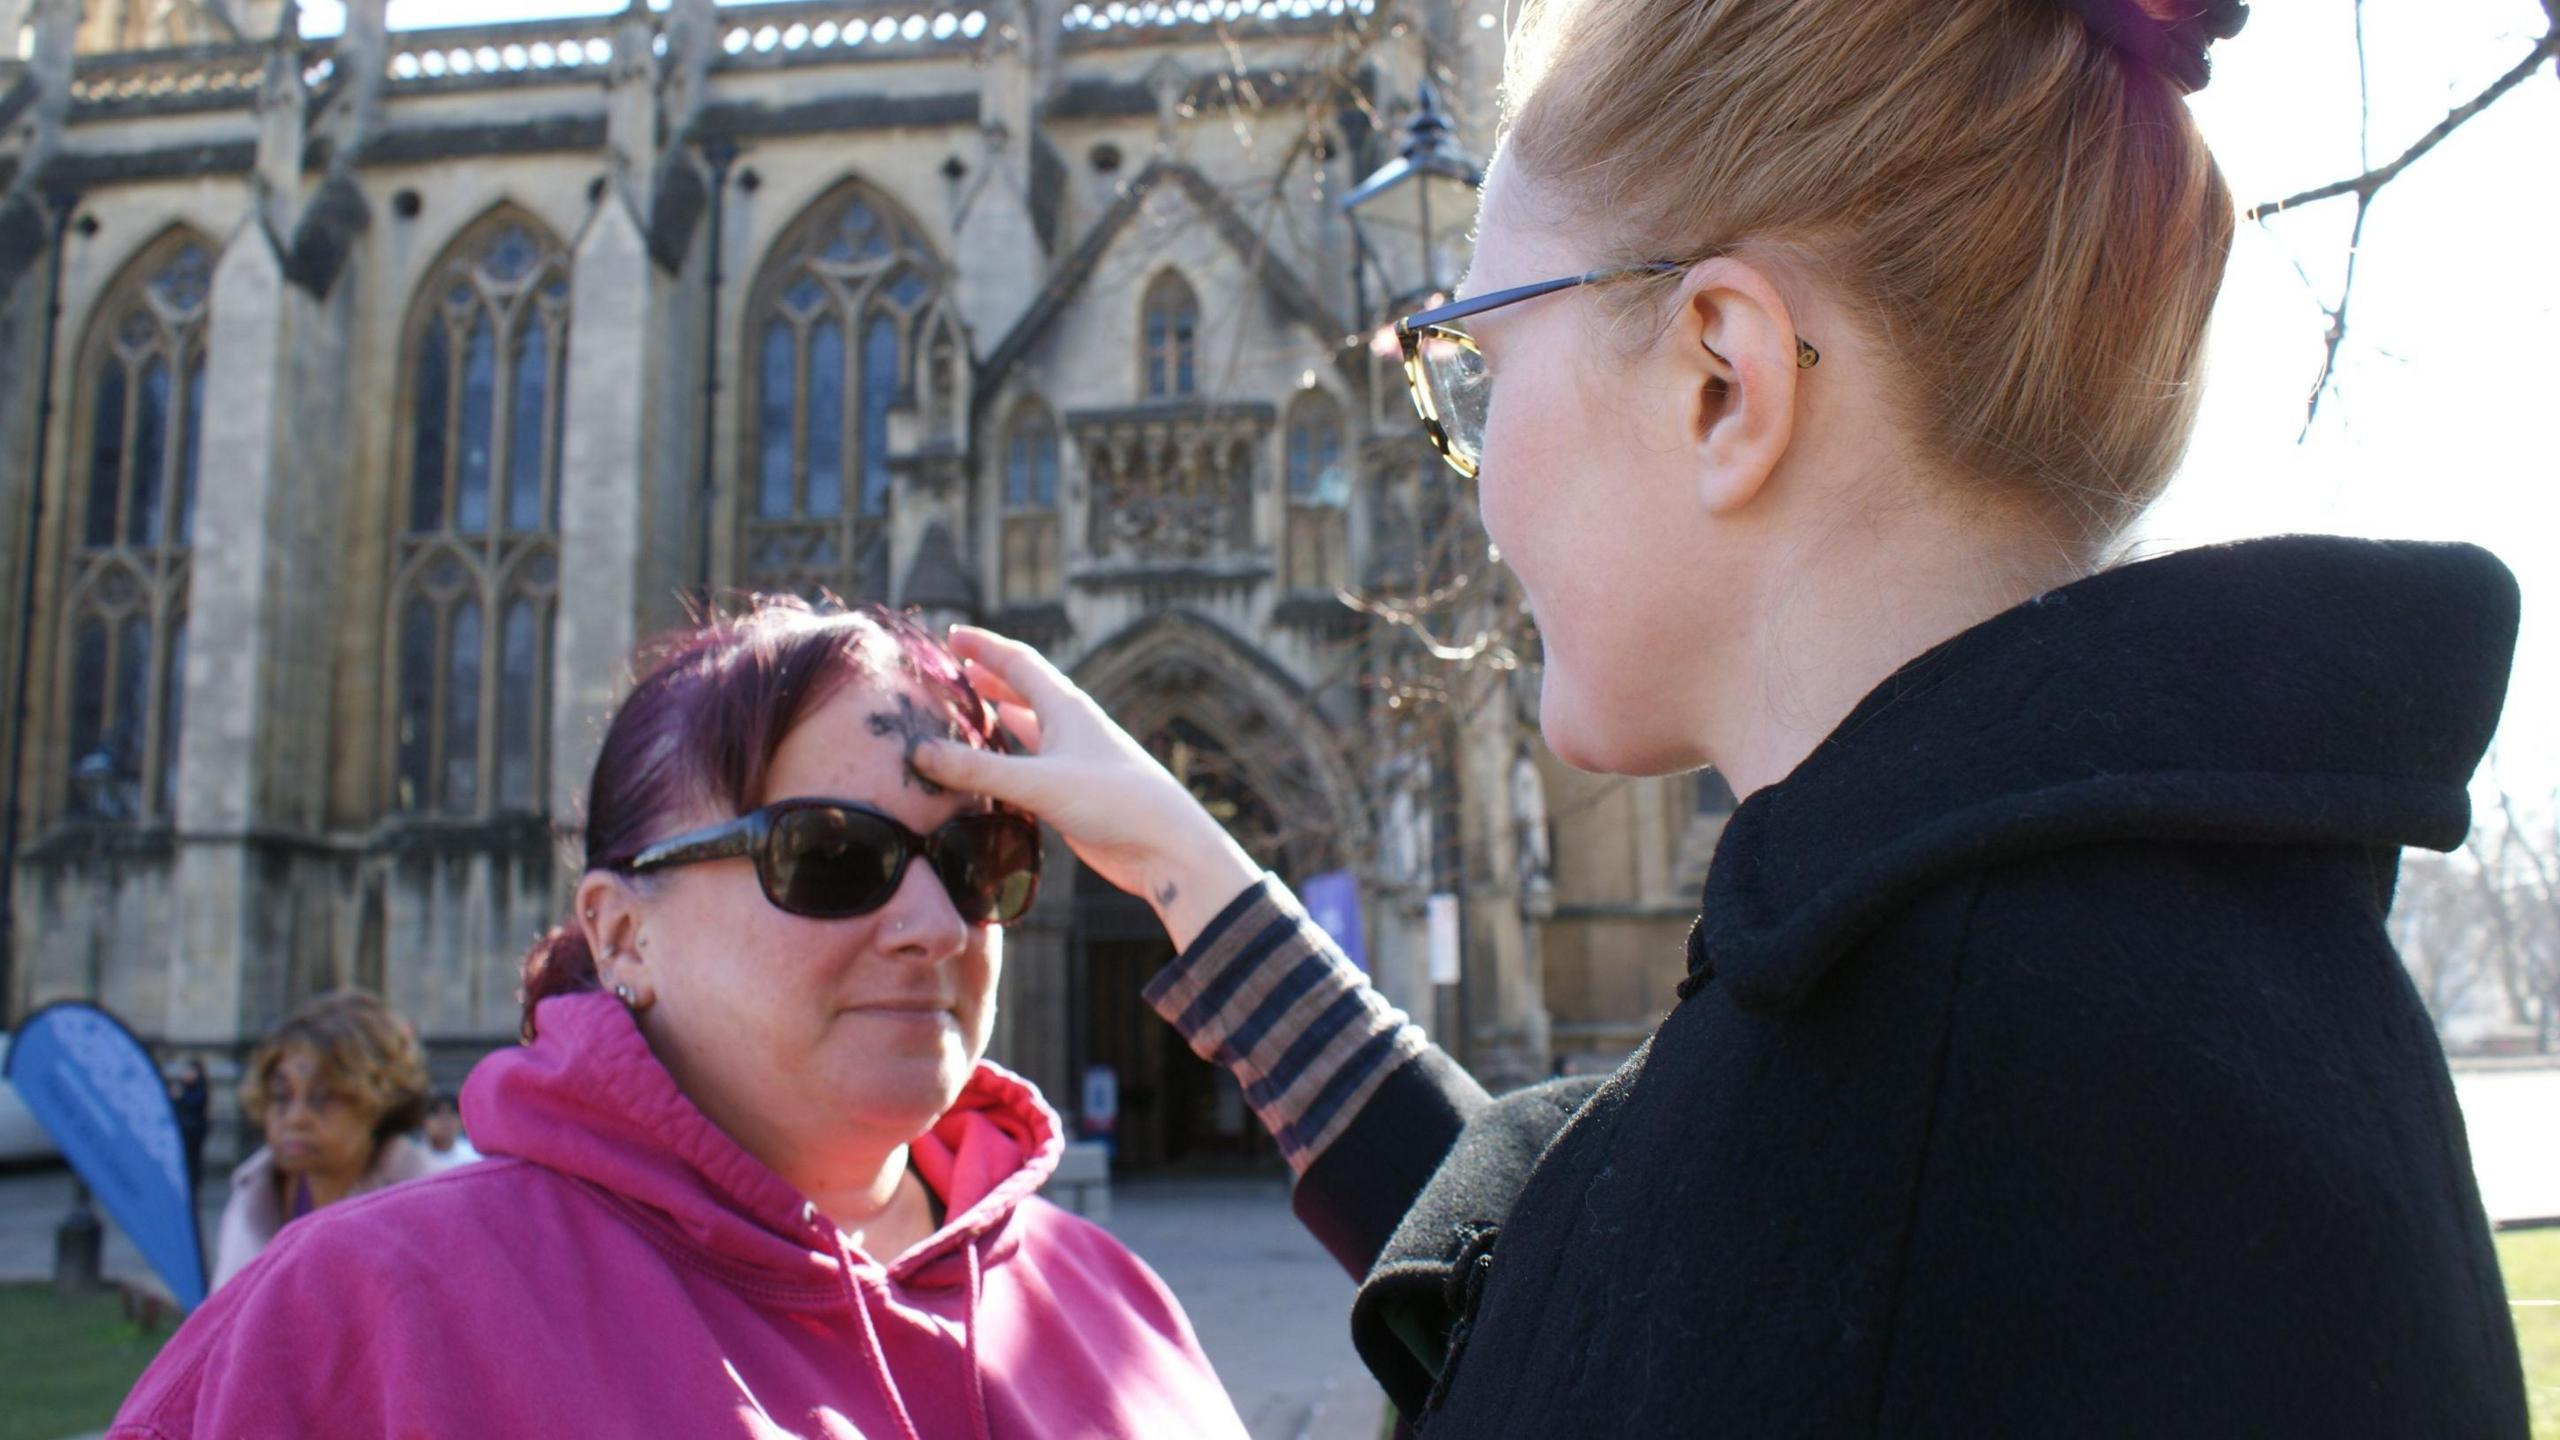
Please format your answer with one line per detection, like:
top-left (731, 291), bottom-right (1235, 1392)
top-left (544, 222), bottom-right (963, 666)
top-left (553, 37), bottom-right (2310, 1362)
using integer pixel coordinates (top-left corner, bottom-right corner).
top-left (2506, 1228), bottom-right (2560, 1440)
top-left (0, 1284), bottom-right (173, 1440)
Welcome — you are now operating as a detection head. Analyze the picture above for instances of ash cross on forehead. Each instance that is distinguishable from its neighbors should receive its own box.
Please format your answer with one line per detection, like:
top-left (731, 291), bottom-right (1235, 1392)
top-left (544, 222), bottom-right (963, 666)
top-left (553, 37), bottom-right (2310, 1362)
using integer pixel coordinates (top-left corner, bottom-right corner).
top-left (867, 692), bottom-right (966, 797)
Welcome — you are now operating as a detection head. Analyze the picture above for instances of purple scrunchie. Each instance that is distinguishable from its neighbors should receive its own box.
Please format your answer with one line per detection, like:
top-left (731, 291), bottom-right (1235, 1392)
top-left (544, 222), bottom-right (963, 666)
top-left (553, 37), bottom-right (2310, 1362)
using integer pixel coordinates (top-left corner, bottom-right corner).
top-left (2048, 0), bottom-right (2249, 93)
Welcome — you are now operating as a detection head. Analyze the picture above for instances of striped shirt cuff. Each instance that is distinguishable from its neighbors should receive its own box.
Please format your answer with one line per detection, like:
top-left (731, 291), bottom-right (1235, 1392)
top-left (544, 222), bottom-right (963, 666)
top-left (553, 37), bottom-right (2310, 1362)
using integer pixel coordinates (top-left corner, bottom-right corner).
top-left (1142, 875), bottom-right (1430, 1173)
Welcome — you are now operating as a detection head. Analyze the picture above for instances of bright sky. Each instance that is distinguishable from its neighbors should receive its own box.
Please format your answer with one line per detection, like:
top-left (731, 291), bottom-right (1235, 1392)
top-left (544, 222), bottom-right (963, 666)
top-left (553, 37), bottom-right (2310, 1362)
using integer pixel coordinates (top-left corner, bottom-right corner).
top-left (2155, 0), bottom-right (2559, 810)
top-left (306, 0), bottom-right (2560, 805)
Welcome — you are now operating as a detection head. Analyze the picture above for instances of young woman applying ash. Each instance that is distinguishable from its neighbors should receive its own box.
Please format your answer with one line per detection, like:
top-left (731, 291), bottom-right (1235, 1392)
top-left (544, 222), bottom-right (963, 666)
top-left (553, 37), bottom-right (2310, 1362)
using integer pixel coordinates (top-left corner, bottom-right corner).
top-left (917, 0), bottom-right (2531, 1432)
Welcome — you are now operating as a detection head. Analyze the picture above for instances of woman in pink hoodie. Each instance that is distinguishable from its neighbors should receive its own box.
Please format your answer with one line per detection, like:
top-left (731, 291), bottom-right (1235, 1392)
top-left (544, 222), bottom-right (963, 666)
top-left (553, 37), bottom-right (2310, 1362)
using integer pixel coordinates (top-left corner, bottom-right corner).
top-left (113, 601), bottom-right (1248, 1440)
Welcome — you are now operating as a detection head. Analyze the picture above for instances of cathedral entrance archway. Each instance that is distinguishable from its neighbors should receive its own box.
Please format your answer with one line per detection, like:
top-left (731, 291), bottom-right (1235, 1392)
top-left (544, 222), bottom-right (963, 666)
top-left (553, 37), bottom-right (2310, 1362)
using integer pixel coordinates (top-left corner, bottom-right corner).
top-left (1063, 614), bottom-right (1366, 1172)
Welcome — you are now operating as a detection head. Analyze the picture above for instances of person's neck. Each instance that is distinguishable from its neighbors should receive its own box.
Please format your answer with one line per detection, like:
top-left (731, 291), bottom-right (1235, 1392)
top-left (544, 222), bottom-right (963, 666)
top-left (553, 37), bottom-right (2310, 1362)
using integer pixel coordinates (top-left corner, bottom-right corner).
top-left (1710, 494), bottom-right (2086, 797)
top-left (785, 1138), bottom-right (939, 1261)
top-left (290, 1155), bottom-right (371, 1210)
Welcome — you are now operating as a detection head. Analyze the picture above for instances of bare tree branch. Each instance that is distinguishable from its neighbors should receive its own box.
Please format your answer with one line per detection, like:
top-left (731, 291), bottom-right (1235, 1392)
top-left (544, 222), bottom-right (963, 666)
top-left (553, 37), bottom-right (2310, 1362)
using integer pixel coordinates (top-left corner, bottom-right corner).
top-left (2289, 1), bottom-right (2376, 437)
top-left (2243, 28), bottom-right (2560, 221)
top-left (2244, 16), bottom-right (2557, 437)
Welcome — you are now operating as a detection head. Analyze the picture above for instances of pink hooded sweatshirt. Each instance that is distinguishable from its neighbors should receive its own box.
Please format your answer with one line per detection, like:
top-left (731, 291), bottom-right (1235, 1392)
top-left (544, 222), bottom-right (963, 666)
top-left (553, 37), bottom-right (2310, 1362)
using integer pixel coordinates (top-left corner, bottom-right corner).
top-left (111, 992), bottom-right (1249, 1439)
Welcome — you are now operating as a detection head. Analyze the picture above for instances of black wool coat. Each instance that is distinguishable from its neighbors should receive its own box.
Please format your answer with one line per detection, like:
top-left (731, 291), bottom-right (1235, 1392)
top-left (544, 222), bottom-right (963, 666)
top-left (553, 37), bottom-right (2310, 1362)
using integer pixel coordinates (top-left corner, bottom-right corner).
top-left (1296, 536), bottom-right (2531, 1437)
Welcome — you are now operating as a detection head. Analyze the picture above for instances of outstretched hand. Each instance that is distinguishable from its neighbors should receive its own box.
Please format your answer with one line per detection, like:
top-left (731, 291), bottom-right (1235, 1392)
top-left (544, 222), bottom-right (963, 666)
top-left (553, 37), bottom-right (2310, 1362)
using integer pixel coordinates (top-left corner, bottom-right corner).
top-left (912, 627), bottom-right (1262, 951)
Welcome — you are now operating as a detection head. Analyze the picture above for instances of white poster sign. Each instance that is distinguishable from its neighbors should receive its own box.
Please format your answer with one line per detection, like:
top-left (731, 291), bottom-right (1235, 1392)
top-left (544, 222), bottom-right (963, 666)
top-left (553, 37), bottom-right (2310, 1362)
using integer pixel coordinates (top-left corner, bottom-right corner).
top-left (1426, 893), bottom-right (1462, 986)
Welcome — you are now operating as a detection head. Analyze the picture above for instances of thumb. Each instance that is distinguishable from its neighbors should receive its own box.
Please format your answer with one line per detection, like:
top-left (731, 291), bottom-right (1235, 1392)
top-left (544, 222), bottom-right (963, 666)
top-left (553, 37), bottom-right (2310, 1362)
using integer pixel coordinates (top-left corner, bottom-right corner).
top-left (913, 740), bottom-right (1052, 812)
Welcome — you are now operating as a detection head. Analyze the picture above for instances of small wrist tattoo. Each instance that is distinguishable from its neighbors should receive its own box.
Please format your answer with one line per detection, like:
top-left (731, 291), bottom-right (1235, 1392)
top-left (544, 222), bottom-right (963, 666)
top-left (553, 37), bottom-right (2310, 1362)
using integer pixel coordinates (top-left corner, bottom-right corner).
top-left (1154, 881), bottom-right (1180, 908)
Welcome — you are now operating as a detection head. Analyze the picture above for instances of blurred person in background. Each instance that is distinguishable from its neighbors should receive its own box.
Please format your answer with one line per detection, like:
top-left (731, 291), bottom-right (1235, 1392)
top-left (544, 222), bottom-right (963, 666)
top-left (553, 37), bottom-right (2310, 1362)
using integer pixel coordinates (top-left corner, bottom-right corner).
top-left (416, 1090), bottom-right (480, 1173)
top-left (211, 990), bottom-right (432, 1290)
top-left (166, 1056), bottom-right (208, 1206)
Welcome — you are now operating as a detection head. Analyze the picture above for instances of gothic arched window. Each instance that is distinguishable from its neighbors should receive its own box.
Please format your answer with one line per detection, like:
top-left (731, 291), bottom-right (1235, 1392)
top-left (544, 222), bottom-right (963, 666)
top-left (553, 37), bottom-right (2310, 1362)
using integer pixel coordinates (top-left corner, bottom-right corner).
top-left (388, 212), bottom-right (567, 817)
top-left (58, 233), bottom-right (209, 823)
top-left (1283, 389), bottom-right (1348, 594)
top-left (1141, 271), bottom-right (1199, 400)
top-left (741, 183), bottom-right (945, 601)
top-left (1000, 399), bottom-right (1061, 605)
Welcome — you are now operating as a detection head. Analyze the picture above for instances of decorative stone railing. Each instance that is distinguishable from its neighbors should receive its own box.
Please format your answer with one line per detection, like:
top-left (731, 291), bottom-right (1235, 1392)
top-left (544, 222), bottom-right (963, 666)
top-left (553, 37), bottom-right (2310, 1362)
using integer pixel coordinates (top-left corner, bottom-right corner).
top-left (68, 42), bottom-right (267, 111)
top-left (53, 0), bottom-right (1380, 117)
top-left (1061, 0), bottom-right (1377, 38)
top-left (384, 15), bottom-right (628, 87)
top-left (1069, 401), bottom-right (1275, 567)
top-left (711, 4), bottom-right (992, 66)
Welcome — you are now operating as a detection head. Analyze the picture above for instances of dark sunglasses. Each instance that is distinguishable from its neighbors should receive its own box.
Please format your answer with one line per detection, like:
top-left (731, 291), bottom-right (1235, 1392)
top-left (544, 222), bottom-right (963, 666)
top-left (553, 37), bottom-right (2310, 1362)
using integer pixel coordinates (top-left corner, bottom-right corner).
top-left (609, 798), bottom-right (1041, 926)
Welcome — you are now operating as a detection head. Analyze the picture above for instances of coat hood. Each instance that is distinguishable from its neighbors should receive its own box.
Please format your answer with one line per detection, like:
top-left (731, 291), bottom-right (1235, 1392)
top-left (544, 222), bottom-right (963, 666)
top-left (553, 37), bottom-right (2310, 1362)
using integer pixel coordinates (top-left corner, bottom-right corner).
top-left (1691, 535), bottom-right (2521, 1013)
top-left (462, 989), bottom-right (1063, 1293)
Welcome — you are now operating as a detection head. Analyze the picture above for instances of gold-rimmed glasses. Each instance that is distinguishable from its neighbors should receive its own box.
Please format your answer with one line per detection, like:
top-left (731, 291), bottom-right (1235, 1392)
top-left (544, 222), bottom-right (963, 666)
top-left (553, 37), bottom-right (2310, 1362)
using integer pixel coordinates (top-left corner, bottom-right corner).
top-left (1395, 262), bottom-right (1821, 479)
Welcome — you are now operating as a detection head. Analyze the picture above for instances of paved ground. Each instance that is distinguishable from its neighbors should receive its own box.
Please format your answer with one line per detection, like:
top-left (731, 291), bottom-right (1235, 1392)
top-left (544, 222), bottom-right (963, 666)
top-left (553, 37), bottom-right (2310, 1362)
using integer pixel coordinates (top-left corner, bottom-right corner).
top-left (1102, 1176), bottom-right (1384, 1440)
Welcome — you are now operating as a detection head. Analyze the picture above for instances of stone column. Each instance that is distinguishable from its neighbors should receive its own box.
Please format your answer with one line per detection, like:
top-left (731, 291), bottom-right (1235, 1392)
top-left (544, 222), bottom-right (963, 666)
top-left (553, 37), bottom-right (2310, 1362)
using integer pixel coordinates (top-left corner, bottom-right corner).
top-left (550, 199), bottom-right (658, 824)
top-left (952, 4), bottom-right (1046, 352)
top-left (168, 221), bottom-right (292, 1047)
top-left (1454, 683), bottom-right (1549, 1088)
top-left (550, 3), bottom-right (685, 824)
top-left (166, 2), bottom-right (380, 1047)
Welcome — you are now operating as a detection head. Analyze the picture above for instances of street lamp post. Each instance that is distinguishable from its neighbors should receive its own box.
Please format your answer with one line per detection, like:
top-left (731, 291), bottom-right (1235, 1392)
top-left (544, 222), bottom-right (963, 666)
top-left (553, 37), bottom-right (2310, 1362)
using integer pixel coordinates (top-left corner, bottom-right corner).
top-left (1340, 85), bottom-right (1487, 1059)
top-left (1339, 82), bottom-right (1485, 323)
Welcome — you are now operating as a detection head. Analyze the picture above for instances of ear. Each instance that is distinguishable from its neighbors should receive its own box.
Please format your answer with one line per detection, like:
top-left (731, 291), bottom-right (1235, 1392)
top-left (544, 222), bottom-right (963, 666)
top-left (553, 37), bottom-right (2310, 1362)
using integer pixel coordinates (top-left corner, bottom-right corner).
top-left (574, 871), bottom-right (657, 1010)
top-left (1671, 258), bottom-right (1803, 515)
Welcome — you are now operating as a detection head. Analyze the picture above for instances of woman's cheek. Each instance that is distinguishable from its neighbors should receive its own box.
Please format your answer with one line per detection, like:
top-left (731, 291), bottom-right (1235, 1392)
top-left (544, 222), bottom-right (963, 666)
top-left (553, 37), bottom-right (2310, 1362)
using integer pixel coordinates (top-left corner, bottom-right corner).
top-left (1474, 404), bottom-right (1531, 572)
top-left (958, 931), bottom-right (1002, 1057)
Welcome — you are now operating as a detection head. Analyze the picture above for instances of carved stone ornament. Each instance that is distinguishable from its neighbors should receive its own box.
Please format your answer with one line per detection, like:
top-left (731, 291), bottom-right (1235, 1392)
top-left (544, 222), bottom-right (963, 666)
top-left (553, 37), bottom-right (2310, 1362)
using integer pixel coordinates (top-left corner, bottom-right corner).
top-left (1073, 407), bottom-right (1270, 563)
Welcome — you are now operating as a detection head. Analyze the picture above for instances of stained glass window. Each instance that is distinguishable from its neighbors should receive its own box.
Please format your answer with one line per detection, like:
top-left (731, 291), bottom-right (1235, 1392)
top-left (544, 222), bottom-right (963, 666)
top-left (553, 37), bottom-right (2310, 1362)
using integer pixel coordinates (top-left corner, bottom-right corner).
top-left (174, 359), bottom-right (203, 544)
top-left (498, 597), bottom-right (539, 808)
top-left (128, 360), bottom-right (169, 547)
top-left (84, 365), bottom-right (126, 550)
top-left (395, 600), bottom-right (436, 810)
top-left (1007, 406), bottom-right (1059, 510)
top-left (392, 213), bottom-right (566, 817)
top-left (456, 318), bottom-right (495, 534)
top-left (758, 320), bottom-right (794, 521)
top-left (443, 599), bottom-right (482, 813)
top-left (507, 325), bottom-right (549, 533)
top-left (807, 322), bottom-right (846, 519)
top-left (1284, 391), bottom-right (1349, 594)
top-left (741, 183), bottom-right (947, 601)
top-left (156, 620), bottom-right (186, 816)
top-left (1001, 400), bottom-right (1062, 606)
top-left (1143, 272), bottom-right (1199, 400)
top-left (411, 323), bottom-right (450, 533)
top-left (60, 234), bottom-right (207, 823)
top-left (860, 315), bottom-right (899, 520)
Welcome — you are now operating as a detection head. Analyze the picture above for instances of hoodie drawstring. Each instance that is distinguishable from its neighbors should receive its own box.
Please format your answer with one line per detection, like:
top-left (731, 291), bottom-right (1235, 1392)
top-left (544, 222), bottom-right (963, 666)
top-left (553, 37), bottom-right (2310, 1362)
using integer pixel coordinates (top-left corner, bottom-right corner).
top-left (962, 1239), bottom-right (992, 1440)
top-left (830, 1229), bottom-right (925, 1440)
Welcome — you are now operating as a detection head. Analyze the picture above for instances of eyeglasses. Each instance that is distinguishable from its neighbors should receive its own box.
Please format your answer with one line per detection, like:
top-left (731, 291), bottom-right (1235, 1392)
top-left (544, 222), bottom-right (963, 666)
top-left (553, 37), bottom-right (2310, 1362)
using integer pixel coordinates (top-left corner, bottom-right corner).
top-left (611, 798), bottom-right (1042, 926)
top-left (1396, 262), bottom-right (1822, 479)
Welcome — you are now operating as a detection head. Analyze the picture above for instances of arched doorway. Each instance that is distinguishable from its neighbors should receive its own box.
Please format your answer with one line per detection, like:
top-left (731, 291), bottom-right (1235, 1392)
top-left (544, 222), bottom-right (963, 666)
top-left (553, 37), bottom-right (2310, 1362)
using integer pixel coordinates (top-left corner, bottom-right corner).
top-left (1064, 615), bottom-right (1366, 1173)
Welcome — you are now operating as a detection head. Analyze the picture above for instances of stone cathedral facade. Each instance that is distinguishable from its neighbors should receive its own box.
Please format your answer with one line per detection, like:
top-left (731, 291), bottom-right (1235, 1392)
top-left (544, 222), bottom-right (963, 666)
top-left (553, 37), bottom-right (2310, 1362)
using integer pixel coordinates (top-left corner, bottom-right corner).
top-left (0, 0), bottom-right (1730, 1166)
